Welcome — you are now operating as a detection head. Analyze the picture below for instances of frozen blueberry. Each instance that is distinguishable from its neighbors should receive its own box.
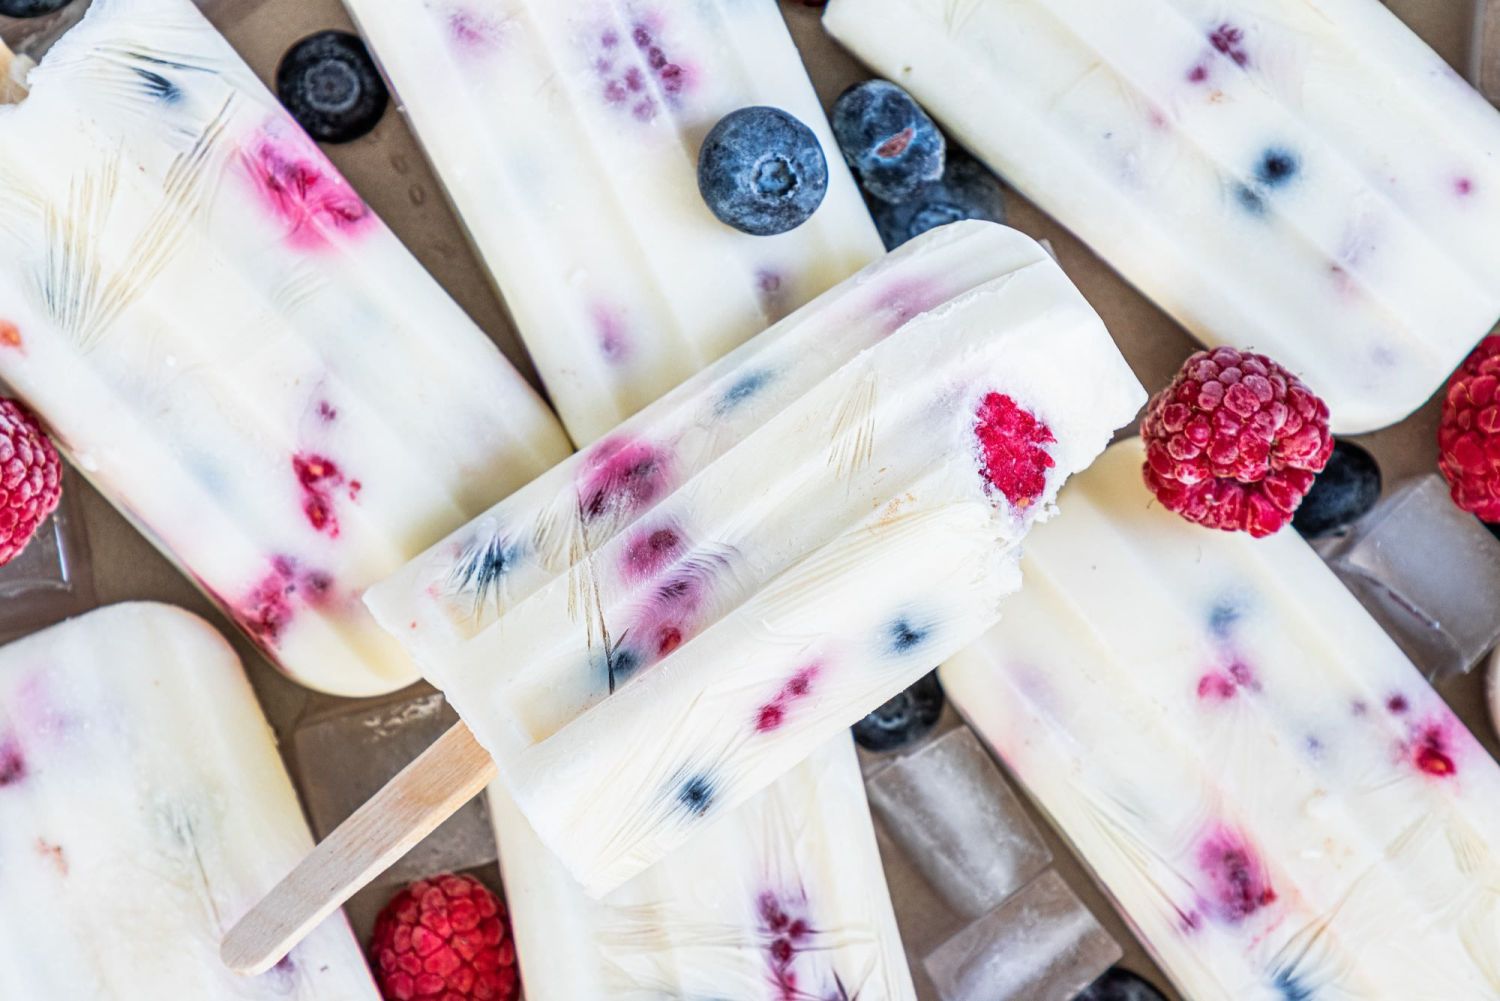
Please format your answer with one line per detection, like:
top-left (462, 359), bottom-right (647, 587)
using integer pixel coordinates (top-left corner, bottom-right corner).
top-left (276, 31), bottom-right (388, 144)
top-left (1077, 968), bottom-right (1169, 1001)
top-left (0, 0), bottom-right (73, 14)
top-left (697, 106), bottom-right (829, 236)
top-left (871, 149), bottom-right (1006, 249)
top-left (832, 80), bottom-right (944, 204)
top-left (852, 672), bottom-right (944, 752)
top-left (1292, 439), bottom-right (1381, 538)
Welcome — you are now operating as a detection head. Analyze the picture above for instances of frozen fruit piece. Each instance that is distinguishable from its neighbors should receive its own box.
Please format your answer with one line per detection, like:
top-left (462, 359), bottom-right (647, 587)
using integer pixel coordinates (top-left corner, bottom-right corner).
top-left (852, 670), bottom-right (944, 751)
top-left (0, 398), bottom-right (61, 567)
top-left (1142, 347), bottom-right (1332, 537)
top-left (276, 31), bottom-right (389, 144)
top-left (0, 0), bottom-right (72, 16)
top-left (871, 150), bottom-right (1005, 249)
top-left (370, 873), bottom-right (519, 1001)
top-left (1076, 968), bottom-right (1169, 1001)
top-left (697, 106), bottom-right (829, 236)
top-left (832, 80), bottom-right (944, 204)
top-left (1294, 439), bottom-right (1381, 537)
top-left (1438, 334), bottom-right (1500, 520)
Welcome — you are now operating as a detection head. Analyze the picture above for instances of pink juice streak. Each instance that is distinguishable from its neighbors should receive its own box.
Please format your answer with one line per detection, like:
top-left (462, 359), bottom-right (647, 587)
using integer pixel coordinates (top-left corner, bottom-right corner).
top-left (619, 524), bottom-right (684, 583)
top-left (754, 665), bottom-right (820, 734)
top-left (242, 126), bottom-right (374, 250)
top-left (577, 436), bottom-right (672, 525)
top-left (758, 890), bottom-right (819, 1001)
top-left (236, 556), bottom-right (335, 647)
top-left (1196, 660), bottom-right (1260, 702)
top-left (292, 453), bottom-right (360, 538)
top-left (1195, 825), bottom-right (1277, 925)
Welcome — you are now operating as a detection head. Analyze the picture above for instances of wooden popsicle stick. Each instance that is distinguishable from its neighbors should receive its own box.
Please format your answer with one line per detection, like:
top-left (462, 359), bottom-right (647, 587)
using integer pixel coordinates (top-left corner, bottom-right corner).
top-left (0, 38), bottom-right (34, 105)
top-left (221, 721), bottom-right (496, 976)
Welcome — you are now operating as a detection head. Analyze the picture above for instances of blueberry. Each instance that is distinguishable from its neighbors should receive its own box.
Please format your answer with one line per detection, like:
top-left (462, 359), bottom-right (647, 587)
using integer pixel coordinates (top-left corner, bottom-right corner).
top-left (852, 672), bottom-right (944, 752)
top-left (870, 149), bottom-right (1006, 249)
top-left (276, 31), bottom-right (388, 144)
top-left (1077, 968), bottom-right (1169, 1001)
top-left (832, 80), bottom-right (944, 204)
top-left (697, 106), bottom-right (829, 236)
top-left (1292, 439), bottom-right (1380, 538)
top-left (0, 0), bottom-right (74, 17)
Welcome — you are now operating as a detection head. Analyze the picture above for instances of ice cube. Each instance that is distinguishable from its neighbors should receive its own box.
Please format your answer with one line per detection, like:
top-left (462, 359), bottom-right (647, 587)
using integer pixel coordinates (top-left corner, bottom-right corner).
top-left (291, 688), bottom-right (498, 891)
top-left (1325, 475), bottom-right (1500, 677)
top-left (866, 726), bottom-right (1052, 920)
top-left (0, 471), bottom-right (93, 641)
top-left (923, 870), bottom-right (1122, 1001)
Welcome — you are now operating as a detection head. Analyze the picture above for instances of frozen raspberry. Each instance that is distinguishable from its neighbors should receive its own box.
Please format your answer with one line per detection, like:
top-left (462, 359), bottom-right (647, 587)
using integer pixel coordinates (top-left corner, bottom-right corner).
top-left (974, 392), bottom-right (1055, 508)
top-left (1438, 335), bottom-right (1500, 521)
top-left (369, 874), bottom-right (519, 1001)
top-left (1142, 347), bottom-right (1332, 538)
top-left (0, 399), bottom-right (62, 567)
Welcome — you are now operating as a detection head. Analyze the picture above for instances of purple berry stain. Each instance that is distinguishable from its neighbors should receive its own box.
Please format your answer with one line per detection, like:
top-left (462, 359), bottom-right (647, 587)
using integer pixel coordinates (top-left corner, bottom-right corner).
top-left (593, 305), bottom-right (630, 363)
top-left (447, 6), bottom-right (504, 52)
top-left (625, 551), bottom-right (727, 662)
top-left (758, 890), bottom-right (825, 1001)
top-left (592, 14), bottom-right (691, 122)
top-left (1210, 24), bottom-right (1250, 67)
top-left (242, 126), bottom-right (373, 250)
top-left (237, 556), bottom-right (335, 646)
top-left (1456, 176), bottom-right (1475, 197)
top-left (0, 737), bottom-right (25, 787)
top-left (578, 436), bottom-right (672, 525)
top-left (1407, 717), bottom-right (1459, 778)
top-left (620, 524), bottom-right (683, 582)
top-left (1196, 660), bottom-right (1260, 702)
top-left (754, 664), bottom-right (820, 734)
top-left (1196, 824), bottom-right (1277, 924)
top-left (293, 453), bottom-right (358, 538)
top-left (1386, 693), bottom-right (1409, 715)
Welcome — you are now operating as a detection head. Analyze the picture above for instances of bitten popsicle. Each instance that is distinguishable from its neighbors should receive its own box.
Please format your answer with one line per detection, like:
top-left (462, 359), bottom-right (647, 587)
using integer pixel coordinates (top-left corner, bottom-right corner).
top-left (943, 439), bottom-right (1500, 1000)
top-left (825, 0), bottom-right (1500, 433)
top-left (0, 0), bottom-right (571, 697)
top-left (0, 604), bottom-right (379, 999)
top-left (491, 734), bottom-right (917, 1000)
top-left (223, 223), bottom-right (1141, 972)
top-left (342, 0), bottom-right (884, 444)
top-left (365, 221), bottom-right (1145, 894)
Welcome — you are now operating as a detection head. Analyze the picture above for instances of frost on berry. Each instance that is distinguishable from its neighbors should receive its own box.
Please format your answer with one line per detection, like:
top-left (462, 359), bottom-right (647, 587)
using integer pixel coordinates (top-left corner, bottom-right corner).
top-left (0, 399), bottom-right (62, 566)
top-left (1438, 335), bottom-right (1500, 521)
top-left (370, 874), bottom-right (518, 1001)
top-left (1141, 348), bottom-right (1332, 537)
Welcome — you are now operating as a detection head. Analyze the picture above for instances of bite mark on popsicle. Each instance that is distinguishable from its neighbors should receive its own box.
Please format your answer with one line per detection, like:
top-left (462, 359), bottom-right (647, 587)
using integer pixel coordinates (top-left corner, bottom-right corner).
top-left (974, 392), bottom-right (1055, 508)
top-left (243, 127), bottom-right (374, 250)
top-left (754, 664), bottom-right (820, 733)
top-left (1196, 825), bottom-right (1277, 923)
top-left (578, 436), bottom-right (672, 525)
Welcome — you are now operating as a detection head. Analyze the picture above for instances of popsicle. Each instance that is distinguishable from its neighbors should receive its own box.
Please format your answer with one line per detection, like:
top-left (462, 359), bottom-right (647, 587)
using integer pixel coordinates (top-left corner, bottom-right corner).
top-left (942, 438), bottom-right (1500, 1000)
top-left (0, 603), bottom-right (378, 999)
top-left (824, 0), bottom-right (1500, 434)
top-left (341, 0), bottom-right (884, 444)
top-left (0, 0), bottom-right (571, 697)
top-left (364, 220), bottom-right (1145, 895)
top-left (491, 733), bottom-right (917, 1000)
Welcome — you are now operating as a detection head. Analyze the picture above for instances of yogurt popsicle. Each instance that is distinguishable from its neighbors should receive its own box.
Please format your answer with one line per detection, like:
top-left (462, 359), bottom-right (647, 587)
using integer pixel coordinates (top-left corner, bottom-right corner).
top-left (366, 221), bottom-right (1146, 894)
top-left (491, 733), bottom-right (916, 1000)
top-left (943, 438), bottom-right (1500, 1000)
top-left (0, 604), bottom-right (378, 999)
top-left (342, 0), bottom-right (883, 444)
top-left (0, 0), bottom-right (571, 697)
top-left (825, 0), bottom-right (1500, 433)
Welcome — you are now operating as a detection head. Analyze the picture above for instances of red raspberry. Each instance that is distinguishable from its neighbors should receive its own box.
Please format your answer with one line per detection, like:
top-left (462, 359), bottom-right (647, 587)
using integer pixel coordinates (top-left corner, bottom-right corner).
top-left (0, 399), bottom-right (62, 567)
top-left (369, 874), bottom-right (519, 1001)
top-left (1438, 335), bottom-right (1500, 520)
top-left (1141, 347), bottom-right (1332, 538)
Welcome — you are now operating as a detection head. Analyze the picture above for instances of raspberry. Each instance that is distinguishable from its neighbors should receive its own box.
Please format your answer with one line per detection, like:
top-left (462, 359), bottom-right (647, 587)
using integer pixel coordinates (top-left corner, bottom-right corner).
top-left (1438, 335), bottom-right (1500, 521)
top-left (1141, 347), bottom-right (1331, 538)
top-left (0, 399), bottom-right (62, 566)
top-left (369, 874), bottom-right (519, 1001)
top-left (974, 392), bottom-right (1056, 509)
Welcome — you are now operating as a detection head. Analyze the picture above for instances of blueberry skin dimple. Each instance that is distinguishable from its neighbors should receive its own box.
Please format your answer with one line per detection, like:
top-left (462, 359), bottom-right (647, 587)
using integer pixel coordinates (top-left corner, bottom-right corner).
top-left (697, 106), bottom-right (829, 236)
top-left (0, 0), bottom-right (74, 17)
top-left (1293, 439), bottom-right (1380, 538)
top-left (276, 31), bottom-right (389, 144)
top-left (871, 150), bottom-right (1006, 249)
top-left (832, 80), bottom-right (945, 204)
top-left (852, 672), bottom-right (944, 752)
top-left (1076, 968), bottom-right (1169, 1001)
